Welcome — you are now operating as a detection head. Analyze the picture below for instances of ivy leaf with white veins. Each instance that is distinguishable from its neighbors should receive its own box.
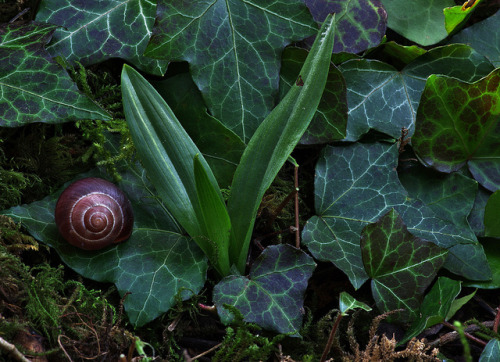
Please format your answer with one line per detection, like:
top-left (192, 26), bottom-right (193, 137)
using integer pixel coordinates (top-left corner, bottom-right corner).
top-left (35, 0), bottom-right (168, 75)
top-left (0, 22), bottom-right (110, 126)
top-left (339, 44), bottom-right (494, 141)
top-left (213, 244), bottom-right (316, 336)
top-left (301, 142), bottom-right (491, 289)
top-left (144, 0), bottom-right (317, 143)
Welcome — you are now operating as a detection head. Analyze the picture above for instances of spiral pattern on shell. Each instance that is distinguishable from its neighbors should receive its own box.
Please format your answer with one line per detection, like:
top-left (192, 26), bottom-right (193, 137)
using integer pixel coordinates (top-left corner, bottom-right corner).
top-left (55, 177), bottom-right (134, 250)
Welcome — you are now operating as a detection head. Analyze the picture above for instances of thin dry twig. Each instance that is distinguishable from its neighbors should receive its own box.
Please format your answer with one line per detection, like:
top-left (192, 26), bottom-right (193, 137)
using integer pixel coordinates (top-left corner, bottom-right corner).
top-left (0, 336), bottom-right (31, 362)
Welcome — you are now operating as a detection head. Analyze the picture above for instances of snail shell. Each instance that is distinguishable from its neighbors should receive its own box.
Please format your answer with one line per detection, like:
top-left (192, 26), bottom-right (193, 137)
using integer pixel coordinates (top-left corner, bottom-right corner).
top-left (55, 177), bottom-right (134, 250)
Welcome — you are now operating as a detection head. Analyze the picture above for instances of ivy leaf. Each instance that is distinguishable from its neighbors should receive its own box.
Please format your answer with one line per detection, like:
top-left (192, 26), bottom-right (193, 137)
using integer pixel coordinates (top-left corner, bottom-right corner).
top-left (480, 339), bottom-right (500, 362)
top-left (153, 73), bottom-right (245, 189)
top-left (339, 292), bottom-right (372, 316)
top-left (0, 22), bottom-right (110, 127)
top-left (301, 142), bottom-right (490, 289)
top-left (35, 0), bottom-right (167, 75)
top-left (412, 69), bottom-right (500, 192)
top-left (400, 277), bottom-right (461, 344)
top-left (339, 44), bottom-right (494, 141)
top-left (304, 0), bottom-right (387, 54)
top-left (144, 0), bottom-right (316, 142)
top-left (485, 190), bottom-right (500, 237)
top-left (1, 165), bottom-right (207, 327)
top-left (399, 165), bottom-right (477, 230)
top-left (468, 186), bottom-right (491, 237)
top-left (279, 47), bottom-right (347, 144)
top-left (450, 9), bottom-right (500, 67)
top-left (380, 0), bottom-right (455, 46)
top-left (361, 209), bottom-right (448, 320)
top-left (213, 245), bottom-right (316, 336)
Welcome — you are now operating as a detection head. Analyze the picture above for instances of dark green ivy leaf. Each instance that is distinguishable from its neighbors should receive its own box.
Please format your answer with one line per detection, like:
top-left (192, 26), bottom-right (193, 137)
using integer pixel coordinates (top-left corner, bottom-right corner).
top-left (485, 190), bottom-right (500, 238)
top-left (450, 10), bottom-right (500, 68)
top-left (380, 0), bottom-right (455, 46)
top-left (144, 0), bottom-right (317, 142)
top-left (361, 209), bottom-right (448, 321)
top-left (302, 142), bottom-right (490, 289)
top-left (35, 0), bottom-right (168, 75)
top-left (2, 165), bottom-right (207, 327)
top-left (412, 69), bottom-right (500, 192)
top-left (213, 244), bottom-right (316, 336)
top-left (0, 22), bottom-right (110, 126)
top-left (480, 339), bottom-right (500, 362)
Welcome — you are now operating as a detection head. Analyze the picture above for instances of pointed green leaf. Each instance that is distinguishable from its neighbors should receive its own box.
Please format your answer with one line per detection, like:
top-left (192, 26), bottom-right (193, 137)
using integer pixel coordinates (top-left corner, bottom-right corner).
top-left (302, 142), bottom-right (490, 289)
top-left (0, 22), bottom-right (110, 126)
top-left (121, 65), bottom-right (220, 242)
top-left (401, 277), bottom-right (461, 345)
top-left (2, 165), bottom-right (207, 327)
top-left (412, 69), bottom-right (500, 192)
top-left (444, 0), bottom-right (483, 35)
top-left (361, 209), bottom-right (448, 321)
top-left (35, 0), bottom-right (167, 75)
top-left (339, 292), bottom-right (372, 316)
top-left (144, 0), bottom-right (317, 142)
top-left (193, 154), bottom-right (231, 276)
top-left (485, 190), bottom-right (500, 237)
top-left (227, 15), bottom-right (337, 272)
top-left (279, 46), bottom-right (347, 144)
top-left (213, 245), bottom-right (316, 336)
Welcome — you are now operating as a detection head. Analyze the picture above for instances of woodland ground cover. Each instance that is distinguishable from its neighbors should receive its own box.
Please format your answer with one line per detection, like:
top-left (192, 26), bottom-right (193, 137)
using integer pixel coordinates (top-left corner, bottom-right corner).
top-left (0, 0), bottom-right (499, 361)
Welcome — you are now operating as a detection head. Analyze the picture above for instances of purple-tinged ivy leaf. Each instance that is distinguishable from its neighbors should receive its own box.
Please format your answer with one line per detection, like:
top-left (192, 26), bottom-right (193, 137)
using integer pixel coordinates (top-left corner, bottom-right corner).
top-left (361, 209), bottom-right (448, 321)
top-left (213, 244), bottom-right (316, 336)
top-left (304, 0), bottom-right (387, 54)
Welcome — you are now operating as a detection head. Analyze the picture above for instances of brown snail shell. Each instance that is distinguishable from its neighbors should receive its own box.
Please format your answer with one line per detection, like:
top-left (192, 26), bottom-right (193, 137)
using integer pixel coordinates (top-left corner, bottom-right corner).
top-left (55, 177), bottom-right (134, 250)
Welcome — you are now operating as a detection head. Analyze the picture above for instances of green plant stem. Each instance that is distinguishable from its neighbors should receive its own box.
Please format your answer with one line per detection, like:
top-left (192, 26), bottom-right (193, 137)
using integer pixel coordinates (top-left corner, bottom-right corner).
top-left (320, 312), bottom-right (343, 362)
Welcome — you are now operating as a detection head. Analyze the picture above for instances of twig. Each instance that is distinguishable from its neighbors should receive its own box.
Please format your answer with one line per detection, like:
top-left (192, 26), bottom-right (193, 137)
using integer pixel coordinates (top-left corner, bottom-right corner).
top-left (9, 8), bottom-right (30, 23)
top-left (294, 164), bottom-right (300, 248)
top-left (429, 321), bottom-right (494, 348)
top-left (57, 335), bottom-right (73, 362)
top-left (442, 321), bottom-right (487, 347)
top-left (0, 336), bottom-right (31, 362)
top-left (185, 342), bottom-right (222, 361)
top-left (494, 306), bottom-right (500, 333)
top-left (320, 312), bottom-right (343, 362)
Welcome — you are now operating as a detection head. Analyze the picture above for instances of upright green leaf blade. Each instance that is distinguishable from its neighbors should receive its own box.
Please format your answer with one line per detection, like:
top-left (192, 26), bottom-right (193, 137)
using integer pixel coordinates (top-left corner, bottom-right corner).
top-left (121, 65), bottom-right (219, 241)
top-left (193, 154), bottom-right (231, 276)
top-left (227, 15), bottom-right (337, 272)
top-left (339, 292), bottom-right (372, 316)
